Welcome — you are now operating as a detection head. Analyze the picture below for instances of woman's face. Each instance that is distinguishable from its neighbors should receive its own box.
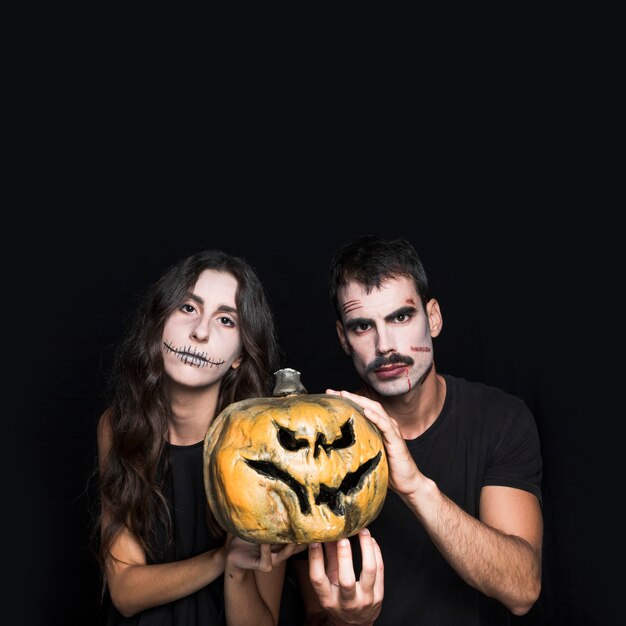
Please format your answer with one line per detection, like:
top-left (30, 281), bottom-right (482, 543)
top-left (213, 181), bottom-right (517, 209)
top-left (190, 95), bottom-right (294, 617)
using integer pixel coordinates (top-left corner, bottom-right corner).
top-left (161, 269), bottom-right (243, 389)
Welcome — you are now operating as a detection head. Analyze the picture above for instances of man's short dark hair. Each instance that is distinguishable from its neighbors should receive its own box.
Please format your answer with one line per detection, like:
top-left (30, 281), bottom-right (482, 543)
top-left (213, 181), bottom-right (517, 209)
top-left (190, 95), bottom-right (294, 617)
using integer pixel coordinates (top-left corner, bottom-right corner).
top-left (329, 234), bottom-right (429, 317)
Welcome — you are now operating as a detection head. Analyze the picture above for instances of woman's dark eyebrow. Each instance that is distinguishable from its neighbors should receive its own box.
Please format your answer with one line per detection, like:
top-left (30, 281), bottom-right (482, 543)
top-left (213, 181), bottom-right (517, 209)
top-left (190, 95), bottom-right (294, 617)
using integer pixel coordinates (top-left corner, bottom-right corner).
top-left (187, 293), bottom-right (204, 305)
top-left (185, 294), bottom-right (237, 314)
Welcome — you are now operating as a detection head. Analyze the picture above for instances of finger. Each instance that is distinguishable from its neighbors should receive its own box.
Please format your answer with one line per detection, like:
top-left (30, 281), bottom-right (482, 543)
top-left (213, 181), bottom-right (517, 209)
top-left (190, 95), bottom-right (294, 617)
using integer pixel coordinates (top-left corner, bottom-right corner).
top-left (356, 529), bottom-right (377, 591)
top-left (323, 541), bottom-right (340, 585)
top-left (257, 544), bottom-right (272, 572)
top-left (325, 388), bottom-right (340, 396)
top-left (336, 537), bottom-right (357, 601)
top-left (308, 543), bottom-right (332, 596)
top-left (363, 407), bottom-right (402, 440)
top-left (338, 389), bottom-right (380, 410)
top-left (336, 391), bottom-right (396, 429)
top-left (270, 542), bottom-right (303, 565)
top-left (372, 537), bottom-right (385, 601)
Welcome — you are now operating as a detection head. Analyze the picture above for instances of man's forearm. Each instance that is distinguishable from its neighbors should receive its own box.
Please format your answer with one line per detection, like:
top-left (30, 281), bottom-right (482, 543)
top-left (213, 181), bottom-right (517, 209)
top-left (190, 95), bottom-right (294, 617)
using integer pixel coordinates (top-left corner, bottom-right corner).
top-left (403, 478), bottom-right (541, 615)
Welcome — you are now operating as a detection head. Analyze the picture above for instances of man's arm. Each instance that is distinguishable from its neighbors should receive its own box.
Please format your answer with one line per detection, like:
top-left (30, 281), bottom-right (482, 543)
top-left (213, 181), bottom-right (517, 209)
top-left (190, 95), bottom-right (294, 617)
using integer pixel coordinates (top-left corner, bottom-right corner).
top-left (334, 390), bottom-right (542, 616)
top-left (408, 482), bottom-right (542, 615)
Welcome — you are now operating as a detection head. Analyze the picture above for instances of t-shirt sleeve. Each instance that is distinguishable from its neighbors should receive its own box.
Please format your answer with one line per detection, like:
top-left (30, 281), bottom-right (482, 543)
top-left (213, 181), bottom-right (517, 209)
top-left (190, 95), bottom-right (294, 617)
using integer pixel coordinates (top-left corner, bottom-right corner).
top-left (483, 402), bottom-right (542, 505)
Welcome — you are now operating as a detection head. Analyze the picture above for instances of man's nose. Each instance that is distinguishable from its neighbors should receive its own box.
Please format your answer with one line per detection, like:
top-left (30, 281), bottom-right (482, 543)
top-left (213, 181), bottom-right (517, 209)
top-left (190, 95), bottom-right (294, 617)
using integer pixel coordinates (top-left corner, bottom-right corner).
top-left (375, 327), bottom-right (395, 355)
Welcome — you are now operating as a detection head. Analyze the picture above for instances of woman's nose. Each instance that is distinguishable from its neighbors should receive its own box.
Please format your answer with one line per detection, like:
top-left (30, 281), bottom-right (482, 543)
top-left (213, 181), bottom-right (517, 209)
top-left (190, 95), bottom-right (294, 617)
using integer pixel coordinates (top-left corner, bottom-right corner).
top-left (191, 320), bottom-right (210, 342)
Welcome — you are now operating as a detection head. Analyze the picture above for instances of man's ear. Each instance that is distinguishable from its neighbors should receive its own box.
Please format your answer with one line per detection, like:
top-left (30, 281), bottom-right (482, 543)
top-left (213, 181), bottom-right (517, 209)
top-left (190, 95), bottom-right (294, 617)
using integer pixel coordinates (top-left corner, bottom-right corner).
top-left (336, 320), bottom-right (351, 355)
top-left (427, 299), bottom-right (443, 338)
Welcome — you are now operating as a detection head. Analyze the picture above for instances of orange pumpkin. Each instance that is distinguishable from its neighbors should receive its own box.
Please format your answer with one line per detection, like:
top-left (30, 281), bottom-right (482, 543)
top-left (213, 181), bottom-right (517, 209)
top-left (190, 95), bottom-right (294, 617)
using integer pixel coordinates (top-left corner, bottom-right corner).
top-left (203, 369), bottom-right (388, 543)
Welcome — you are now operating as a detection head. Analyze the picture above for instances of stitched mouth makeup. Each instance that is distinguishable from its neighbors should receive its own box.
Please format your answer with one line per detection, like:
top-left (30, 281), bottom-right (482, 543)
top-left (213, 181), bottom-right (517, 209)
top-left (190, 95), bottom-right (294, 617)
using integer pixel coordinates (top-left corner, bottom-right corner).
top-left (163, 341), bottom-right (225, 368)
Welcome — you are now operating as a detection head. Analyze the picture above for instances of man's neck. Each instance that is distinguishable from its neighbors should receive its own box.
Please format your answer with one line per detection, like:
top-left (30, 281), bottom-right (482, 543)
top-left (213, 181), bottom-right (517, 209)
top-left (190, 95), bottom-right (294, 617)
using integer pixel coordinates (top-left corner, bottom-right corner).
top-left (359, 369), bottom-right (447, 440)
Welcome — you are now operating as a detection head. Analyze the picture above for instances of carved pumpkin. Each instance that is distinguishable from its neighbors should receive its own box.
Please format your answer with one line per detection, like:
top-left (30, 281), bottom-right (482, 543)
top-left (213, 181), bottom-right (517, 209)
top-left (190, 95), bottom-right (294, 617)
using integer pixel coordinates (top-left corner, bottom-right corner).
top-left (203, 369), bottom-right (388, 543)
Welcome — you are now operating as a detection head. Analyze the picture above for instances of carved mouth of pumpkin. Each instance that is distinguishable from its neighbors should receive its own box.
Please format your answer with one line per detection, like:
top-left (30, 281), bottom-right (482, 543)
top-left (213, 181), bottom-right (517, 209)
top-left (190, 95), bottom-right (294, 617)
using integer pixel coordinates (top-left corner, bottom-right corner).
top-left (244, 452), bottom-right (382, 516)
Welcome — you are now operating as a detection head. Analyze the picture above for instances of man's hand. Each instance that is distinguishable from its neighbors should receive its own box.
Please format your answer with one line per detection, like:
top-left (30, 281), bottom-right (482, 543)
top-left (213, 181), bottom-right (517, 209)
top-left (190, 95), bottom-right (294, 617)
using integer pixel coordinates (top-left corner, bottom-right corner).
top-left (308, 528), bottom-right (383, 626)
top-left (327, 389), bottom-right (421, 497)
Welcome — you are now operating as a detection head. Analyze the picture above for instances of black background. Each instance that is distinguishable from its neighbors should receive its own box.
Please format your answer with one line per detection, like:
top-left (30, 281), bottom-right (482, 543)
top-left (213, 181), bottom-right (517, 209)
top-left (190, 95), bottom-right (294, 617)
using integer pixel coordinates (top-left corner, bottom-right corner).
top-left (23, 216), bottom-right (614, 625)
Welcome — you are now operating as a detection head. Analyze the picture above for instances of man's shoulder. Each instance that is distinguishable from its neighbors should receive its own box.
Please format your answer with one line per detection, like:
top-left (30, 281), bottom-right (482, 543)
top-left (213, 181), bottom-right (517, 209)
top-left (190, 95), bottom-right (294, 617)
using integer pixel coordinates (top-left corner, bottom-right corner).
top-left (443, 373), bottom-right (527, 413)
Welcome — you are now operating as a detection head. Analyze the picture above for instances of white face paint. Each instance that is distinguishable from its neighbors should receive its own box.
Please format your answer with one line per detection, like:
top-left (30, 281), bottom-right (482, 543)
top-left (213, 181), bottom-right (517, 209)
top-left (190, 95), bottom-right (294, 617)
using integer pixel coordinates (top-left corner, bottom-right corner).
top-left (162, 269), bottom-right (242, 389)
top-left (337, 276), bottom-right (440, 397)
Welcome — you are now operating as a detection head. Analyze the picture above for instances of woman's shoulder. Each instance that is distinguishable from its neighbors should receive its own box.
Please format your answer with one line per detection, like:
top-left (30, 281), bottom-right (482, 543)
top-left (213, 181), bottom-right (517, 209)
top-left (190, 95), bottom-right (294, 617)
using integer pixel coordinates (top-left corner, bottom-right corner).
top-left (97, 408), bottom-right (115, 463)
top-left (97, 408), bottom-right (114, 438)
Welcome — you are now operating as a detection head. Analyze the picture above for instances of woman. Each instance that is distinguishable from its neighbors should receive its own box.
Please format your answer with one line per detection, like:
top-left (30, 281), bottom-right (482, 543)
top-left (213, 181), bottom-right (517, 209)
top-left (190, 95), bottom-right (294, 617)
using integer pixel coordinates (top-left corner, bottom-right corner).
top-left (96, 249), bottom-right (300, 625)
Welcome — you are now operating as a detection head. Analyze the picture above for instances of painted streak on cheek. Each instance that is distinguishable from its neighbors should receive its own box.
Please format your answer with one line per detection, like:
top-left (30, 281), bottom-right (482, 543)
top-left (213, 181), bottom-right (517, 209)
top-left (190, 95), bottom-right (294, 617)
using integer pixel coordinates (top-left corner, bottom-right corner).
top-left (406, 369), bottom-right (411, 391)
top-left (410, 346), bottom-right (431, 352)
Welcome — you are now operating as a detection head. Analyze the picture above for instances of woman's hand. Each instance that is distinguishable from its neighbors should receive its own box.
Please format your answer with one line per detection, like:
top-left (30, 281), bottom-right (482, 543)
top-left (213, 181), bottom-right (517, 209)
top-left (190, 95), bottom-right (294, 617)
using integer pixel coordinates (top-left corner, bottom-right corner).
top-left (226, 535), bottom-right (306, 574)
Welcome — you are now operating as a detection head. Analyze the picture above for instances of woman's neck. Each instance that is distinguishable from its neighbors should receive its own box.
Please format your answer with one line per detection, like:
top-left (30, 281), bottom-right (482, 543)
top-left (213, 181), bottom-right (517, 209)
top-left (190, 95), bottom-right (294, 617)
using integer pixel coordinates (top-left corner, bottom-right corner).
top-left (166, 383), bottom-right (221, 445)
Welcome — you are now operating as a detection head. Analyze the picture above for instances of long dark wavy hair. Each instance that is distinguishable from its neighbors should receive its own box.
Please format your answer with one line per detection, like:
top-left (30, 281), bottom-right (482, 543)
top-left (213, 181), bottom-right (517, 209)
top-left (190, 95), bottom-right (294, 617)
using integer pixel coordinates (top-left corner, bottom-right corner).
top-left (95, 249), bottom-right (279, 582)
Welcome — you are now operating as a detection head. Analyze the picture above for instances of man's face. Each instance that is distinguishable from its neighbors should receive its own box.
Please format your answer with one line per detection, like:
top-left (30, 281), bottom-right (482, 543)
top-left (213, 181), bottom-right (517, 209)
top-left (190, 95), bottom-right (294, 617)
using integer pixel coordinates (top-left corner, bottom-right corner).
top-left (336, 276), bottom-right (441, 396)
top-left (161, 269), bottom-right (242, 389)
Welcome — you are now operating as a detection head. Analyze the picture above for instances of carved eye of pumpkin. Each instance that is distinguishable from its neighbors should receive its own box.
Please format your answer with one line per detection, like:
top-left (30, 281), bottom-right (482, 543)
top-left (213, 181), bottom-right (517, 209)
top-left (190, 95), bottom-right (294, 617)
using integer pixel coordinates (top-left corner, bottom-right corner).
top-left (203, 369), bottom-right (389, 543)
top-left (274, 418), bottom-right (354, 457)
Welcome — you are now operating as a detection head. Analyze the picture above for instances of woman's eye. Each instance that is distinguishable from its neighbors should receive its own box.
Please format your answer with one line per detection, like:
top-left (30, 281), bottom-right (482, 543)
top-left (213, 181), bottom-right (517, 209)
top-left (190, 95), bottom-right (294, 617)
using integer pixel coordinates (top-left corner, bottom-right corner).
top-left (181, 304), bottom-right (196, 314)
top-left (219, 316), bottom-right (235, 327)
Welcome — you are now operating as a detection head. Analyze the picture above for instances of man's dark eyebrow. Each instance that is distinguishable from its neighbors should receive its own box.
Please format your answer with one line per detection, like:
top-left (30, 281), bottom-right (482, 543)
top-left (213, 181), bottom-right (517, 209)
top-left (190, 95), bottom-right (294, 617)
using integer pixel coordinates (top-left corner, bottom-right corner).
top-left (384, 305), bottom-right (417, 322)
top-left (345, 305), bottom-right (417, 329)
top-left (345, 316), bottom-right (373, 330)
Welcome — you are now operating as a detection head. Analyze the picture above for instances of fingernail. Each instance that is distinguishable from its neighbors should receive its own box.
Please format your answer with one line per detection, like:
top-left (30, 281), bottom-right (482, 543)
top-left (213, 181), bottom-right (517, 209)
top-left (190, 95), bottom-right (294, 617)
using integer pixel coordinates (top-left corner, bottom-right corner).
top-left (361, 528), bottom-right (370, 536)
top-left (310, 542), bottom-right (321, 550)
top-left (338, 538), bottom-right (349, 547)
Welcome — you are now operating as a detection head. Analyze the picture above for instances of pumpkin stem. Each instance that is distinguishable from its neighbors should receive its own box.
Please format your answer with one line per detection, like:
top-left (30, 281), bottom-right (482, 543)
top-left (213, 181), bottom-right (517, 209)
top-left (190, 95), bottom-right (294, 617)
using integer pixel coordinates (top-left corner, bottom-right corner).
top-left (273, 368), bottom-right (308, 397)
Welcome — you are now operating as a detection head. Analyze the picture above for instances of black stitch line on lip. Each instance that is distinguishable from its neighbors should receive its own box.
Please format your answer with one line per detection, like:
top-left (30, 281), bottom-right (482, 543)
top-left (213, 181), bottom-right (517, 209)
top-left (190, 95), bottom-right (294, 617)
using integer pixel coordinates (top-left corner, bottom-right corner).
top-left (163, 341), bottom-right (225, 367)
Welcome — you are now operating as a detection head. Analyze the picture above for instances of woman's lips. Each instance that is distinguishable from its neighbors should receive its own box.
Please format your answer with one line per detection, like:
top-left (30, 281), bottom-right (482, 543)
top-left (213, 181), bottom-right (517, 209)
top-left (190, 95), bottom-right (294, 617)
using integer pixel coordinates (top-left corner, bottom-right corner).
top-left (374, 365), bottom-right (407, 380)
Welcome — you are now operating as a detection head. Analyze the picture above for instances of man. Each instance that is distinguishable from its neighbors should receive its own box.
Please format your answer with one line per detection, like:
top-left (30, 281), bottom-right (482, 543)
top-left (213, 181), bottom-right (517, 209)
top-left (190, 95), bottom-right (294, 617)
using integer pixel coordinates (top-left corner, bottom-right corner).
top-left (294, 234), bottom-right (542, 625)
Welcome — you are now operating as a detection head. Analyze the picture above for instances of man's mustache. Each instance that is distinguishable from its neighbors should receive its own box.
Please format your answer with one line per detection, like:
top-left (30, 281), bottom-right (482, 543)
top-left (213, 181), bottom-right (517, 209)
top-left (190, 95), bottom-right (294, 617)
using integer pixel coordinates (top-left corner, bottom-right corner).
top-left (366, 353), bottom-right (414, 373)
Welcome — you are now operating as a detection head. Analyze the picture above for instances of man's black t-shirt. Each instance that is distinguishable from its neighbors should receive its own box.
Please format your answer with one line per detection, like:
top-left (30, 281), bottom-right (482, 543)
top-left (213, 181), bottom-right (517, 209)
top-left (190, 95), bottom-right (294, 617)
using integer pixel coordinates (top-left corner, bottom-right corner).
top-left (308, 374), bottom-right (543, 626)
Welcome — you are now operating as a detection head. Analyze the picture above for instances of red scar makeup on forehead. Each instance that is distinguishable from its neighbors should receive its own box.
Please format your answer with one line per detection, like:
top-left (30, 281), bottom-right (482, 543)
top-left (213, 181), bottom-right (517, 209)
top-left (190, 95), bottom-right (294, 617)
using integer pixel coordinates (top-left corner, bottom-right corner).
top-left (405, 298), bottom-right (417, 305)
top-left (342, 299), bottom-right (362, 315)
top-left (410, 346), bottom-right (431, 352)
